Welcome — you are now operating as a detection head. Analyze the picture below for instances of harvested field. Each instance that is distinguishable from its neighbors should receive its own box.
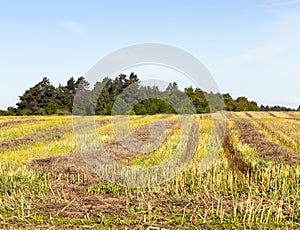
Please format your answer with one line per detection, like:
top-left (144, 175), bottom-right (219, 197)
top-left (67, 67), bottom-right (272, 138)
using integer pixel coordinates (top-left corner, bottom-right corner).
top-left (31, 154), bottom-right (127, 218)
top-left (0, 120), bottom-right (112, 151)
top-left (235, 118), bottom-right (300, 164)
top-left (1, 113), bottom-right (300, 228)
top-left (244, 112), bottom-right (253, 118)
top-left (29, 118), bottom-right (180, 218)
top-left (0, 119), bottom-right (42, 128)
top-left (267, 112), bottom-right (278, 118)
top-left (105, 120), bottom-right (177, 161)
top-left (223, 132), bottom-right (251, 175)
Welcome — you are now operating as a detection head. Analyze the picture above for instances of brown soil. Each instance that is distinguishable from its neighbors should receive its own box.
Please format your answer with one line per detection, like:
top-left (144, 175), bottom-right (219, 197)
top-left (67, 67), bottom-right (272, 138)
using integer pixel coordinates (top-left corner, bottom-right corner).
top-left (287, 117), bottom-right (300, 122)
top-left (202, 114), bottom-right (212, 119)
top-left (106, 120), bottom-right (177, 162)
top-left (235, 119), bottom-right (300, 165)
top-left (244, 112), bottom-right (253, 118)
top-left (30, 118), bottom-right (179, 218)
top-left (31, 153), bottom-right (98, 184)
top-left (284, 112), bottom-right (297, 118)
top-left (31, 153), bottom-right (128, 218)
top-left (0, 125), bottom-right (71, 150)
top-left (267, 112), bottom-right (278, 118)
top-left (0, 119), bottom-right (42, 128)
top-left (31, 151), bottom-right (234, 220)
top-left (1, 116), bottom-right (172, 151)
top-left (223, 131), bottom-right (251, 175)
top-left (36, 193), bottom-right (127, 218)
top-left (283, 112), bottom-right (300, 121)
top-left (223, 111), bottom-right (233, 119)
top-left (0, 120), bottom-right (111, 151)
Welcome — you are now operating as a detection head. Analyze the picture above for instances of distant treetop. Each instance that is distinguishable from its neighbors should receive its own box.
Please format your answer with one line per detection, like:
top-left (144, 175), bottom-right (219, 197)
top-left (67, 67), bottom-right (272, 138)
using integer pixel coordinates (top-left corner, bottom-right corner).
top-left (0, 73), bottom-right (297, 116)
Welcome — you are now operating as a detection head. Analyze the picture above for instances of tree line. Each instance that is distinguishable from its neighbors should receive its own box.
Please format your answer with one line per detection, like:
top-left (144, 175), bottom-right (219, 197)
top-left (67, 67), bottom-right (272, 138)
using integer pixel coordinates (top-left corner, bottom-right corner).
top-left (0, 73), bottom-right (299, 115)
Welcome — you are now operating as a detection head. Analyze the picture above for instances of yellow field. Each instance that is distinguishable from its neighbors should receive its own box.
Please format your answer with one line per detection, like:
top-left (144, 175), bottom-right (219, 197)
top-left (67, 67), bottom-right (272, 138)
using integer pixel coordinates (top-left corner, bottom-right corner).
top-left (0, 112), bottom-right (300, 228)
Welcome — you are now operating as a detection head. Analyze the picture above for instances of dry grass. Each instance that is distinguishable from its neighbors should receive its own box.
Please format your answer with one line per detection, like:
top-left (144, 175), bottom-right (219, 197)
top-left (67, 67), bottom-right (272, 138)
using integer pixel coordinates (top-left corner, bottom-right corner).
top-left (0, 113), bottom-right (299, 228)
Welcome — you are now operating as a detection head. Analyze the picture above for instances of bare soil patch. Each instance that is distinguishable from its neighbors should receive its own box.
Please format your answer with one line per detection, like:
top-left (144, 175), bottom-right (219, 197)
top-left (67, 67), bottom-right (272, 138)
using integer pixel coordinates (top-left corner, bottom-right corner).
top-left (106, 119), bottom-right (177, 162)
top-left (0, 120), bottom-right (111, 151)
top-left (31, 153), bottom-right (98, 184)
top-left (0, 125), bottom-right (71, 150)
top-left (35, 184), bottom-right (127, 218)
top-left (30, 118), bottom-right (171, 178)
top-left (0, 119), bottom-right (42, 128)
top-left (31, 153), bottom-right (128, 218)
top-left (30, 118), bottom-right (179, 218)
top-left (235, 119), bottom-right (300, 165)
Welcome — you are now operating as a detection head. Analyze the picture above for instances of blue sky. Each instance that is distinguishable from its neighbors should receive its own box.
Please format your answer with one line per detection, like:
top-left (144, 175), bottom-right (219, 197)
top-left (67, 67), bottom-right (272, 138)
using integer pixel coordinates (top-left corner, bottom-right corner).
top-left (1, 0), bottom-right (300, 109)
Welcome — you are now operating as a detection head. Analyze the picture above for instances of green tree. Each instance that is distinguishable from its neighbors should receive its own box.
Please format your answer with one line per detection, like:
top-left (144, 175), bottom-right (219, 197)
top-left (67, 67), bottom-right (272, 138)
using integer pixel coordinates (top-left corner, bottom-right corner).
top-left (73, 77), bottom-right (92, 115)
top-left (7, 107), bottom-right (16, 115)
top-left (134, 103), bottom-right (147, 115)
top-left (235, 96), bottom-right (249, 111)
top-left (45, 102), bottom-right (58, 115)
top-left (95, 73), bottom-right (140, 115)
top-left (17, 77), bottom-right (56, 115)
top-left (248, 101), bottom-right (258, 111)
top-left (222, 93), bottom-right (236, 111)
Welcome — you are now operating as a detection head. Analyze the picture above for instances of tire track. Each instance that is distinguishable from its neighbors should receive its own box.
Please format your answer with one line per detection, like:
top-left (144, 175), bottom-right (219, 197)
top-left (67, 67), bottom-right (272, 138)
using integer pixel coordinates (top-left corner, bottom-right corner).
top-left (223, 130), bottom-right (251, 175)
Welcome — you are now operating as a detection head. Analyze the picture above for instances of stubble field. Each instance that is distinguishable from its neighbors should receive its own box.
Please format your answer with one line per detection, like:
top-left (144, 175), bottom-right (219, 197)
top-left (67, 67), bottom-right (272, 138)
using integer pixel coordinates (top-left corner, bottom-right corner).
top-left (0, 112), bottom-right (300, 229)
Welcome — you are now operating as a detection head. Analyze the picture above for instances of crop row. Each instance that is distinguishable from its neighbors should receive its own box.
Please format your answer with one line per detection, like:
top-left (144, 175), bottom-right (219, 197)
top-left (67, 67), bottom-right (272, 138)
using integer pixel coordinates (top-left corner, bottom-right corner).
top-left (0, 114), bottom-right (300, 228)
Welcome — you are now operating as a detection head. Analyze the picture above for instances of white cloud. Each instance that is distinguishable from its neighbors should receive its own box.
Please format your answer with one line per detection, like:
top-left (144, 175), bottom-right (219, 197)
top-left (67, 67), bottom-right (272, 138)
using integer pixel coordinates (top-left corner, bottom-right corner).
top-left (60, 20), bottom-right (85, 36)
top-left (259, 0), bottom-right (300, 7)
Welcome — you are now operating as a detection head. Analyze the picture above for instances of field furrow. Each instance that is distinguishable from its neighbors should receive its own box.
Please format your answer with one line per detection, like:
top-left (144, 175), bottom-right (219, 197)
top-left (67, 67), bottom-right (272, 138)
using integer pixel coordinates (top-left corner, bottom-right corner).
top-left (235, 118), bottom-right (300, 164)
top-left (253, 118), bottom-right (300, 154)
top-left (1, 113), bottom-right (300, 228)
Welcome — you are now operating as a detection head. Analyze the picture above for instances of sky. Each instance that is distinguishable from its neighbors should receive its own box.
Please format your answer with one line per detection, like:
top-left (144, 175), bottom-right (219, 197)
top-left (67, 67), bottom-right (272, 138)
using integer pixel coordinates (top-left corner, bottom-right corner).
top-left (0, 0), bottom-right (300, 109)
